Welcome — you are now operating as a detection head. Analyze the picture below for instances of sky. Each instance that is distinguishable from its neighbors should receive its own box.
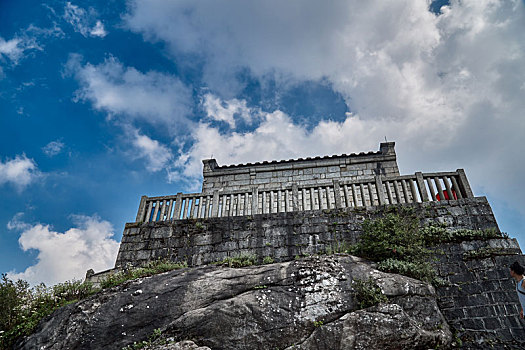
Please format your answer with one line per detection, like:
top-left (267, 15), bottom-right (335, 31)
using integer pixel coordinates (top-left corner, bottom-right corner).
top-left (1, 0), bottom-right (524, 286)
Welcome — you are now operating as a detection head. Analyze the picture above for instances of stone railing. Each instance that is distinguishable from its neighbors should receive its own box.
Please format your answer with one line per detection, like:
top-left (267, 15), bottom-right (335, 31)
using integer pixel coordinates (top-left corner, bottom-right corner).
top-left (135, 169), bottom-right (474, 223)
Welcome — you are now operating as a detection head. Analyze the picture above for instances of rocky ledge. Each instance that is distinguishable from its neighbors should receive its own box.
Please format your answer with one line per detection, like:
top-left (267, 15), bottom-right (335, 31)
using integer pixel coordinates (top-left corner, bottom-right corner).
top-left (16, 255), bottom-right (451, 350)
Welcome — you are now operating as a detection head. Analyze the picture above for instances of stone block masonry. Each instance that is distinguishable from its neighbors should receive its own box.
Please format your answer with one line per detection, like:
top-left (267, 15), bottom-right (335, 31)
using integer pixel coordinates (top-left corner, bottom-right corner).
top-left (435, 238), bottom-right (525, 345)
top-left (200, 142), bottom-right (400, 193)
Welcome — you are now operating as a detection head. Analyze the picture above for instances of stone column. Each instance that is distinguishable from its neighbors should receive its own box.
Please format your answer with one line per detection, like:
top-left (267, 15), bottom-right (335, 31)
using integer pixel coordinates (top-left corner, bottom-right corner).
top-left (457, 169), bottom-right (474, 198)
top-left (135, 195), bottom-right (148, 222)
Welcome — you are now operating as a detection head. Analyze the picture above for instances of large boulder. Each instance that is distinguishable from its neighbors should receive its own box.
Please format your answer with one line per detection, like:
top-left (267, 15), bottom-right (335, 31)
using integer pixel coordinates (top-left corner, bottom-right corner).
top-left (16, 255), bottom-right (451, 350)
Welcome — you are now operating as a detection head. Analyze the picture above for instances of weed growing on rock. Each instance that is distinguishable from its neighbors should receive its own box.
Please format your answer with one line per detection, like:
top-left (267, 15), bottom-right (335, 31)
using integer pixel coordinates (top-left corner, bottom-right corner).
top-left (121, 328), bottom-right (170, 350)
top-left (263, 256), bottom-right (275, 264)
top-left (215, 254), bottom-right (256, 268)
top-left (100, 259), bottom-right (188, 289)
top-left (422, 226), bottom-right (503, 244)
top-left (352, 278), bottom-right (388, 309)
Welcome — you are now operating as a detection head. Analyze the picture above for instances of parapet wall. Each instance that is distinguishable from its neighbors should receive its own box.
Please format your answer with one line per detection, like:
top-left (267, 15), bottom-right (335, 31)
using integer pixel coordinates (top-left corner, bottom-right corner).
top-left (116, 197), bottom-right (498, 268)
top-left (201, 142), bottom-right (399, 193)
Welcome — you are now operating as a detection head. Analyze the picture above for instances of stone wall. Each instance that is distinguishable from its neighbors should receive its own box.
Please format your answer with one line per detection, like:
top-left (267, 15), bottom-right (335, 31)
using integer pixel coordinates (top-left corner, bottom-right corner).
top-left (435, 238), bottom-right (525, 345)
top-left (200, 142), bottom-right (400, 193)
top-left (116, 197), bottom-right (498, 268)
top-left (112, 196), bottom-right (525, 347)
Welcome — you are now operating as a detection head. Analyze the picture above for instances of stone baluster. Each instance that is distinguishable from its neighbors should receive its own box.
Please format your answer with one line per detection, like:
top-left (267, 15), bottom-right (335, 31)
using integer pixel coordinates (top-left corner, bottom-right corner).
top-left (443, 177), bottom-right (454, 201)
top-left (415, 172), bottom-right (429, 202)
top-left (197, 196), bottom-right (203, 218)
top-left (325, 186), bottom-right (332, 209)
top-left (251, 188), bottom-right (258, 215)
top-left (359, 183), bottom-right (366, 206)
top-left (409, 179), bottom-right (419, 203)
top-left (145, 200), bottom-right (153, 223)
top-left (189, 197), bottom-right (196, 219)
top-left (375, 176), bottom-right (386, 205)
top-left (434, 177), bottom-right (445, 201)
top-left (385, 181), bottom-right (394, 204)
top-left (152, 200), bottom-right (160, 222)
top-left (261, 191), bottom-right (267, 214)
top-left (367, 183), bottom-right (375, 206)
top-left (236, 194), bottom-right (242, 216)
top-left (173, 193), bottom-right (183, 220)
top-left (351, 184), bottom-right (358, 207)
top-left (159, 200), bottom-right (167, 221)
top-left (450, 176), bottom-right (463, 199)
top-left (183, 197), bottom-right (190, 219)
top-left (211, 191), bottom-right (220, 217)
top-left (393, 180), bottom-right (401, 204)
top-left (333, 180), bottom-right (343, 208)
top-left (343, 184), bottom-right (350, 207)
top-left (426, 178), bottom-right (437, 201)
top-left (292, 184), bottom-right (300, 211)
top-left (401, 180), bottom-right (409, 203)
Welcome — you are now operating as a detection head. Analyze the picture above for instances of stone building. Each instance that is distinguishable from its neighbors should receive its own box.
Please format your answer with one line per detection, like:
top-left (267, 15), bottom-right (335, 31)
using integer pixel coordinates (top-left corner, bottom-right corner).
top-left (84, 142), bottom-right (525, 348)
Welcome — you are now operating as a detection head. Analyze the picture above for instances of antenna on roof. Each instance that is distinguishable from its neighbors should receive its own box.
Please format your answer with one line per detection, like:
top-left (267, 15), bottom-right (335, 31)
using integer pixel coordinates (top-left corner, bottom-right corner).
top-left (384, 136), bottom-right (388, 142)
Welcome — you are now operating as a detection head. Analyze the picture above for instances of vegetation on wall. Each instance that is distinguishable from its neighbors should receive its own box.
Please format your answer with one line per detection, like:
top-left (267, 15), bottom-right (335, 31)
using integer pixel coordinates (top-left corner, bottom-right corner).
top-left (349, 208), bottom-right (438, 283)
top-left (348, 208), bottom-right (505, 285)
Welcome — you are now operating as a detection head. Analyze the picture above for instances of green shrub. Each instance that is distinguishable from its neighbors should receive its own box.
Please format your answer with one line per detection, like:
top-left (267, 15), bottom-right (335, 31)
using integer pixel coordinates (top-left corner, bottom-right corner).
top-left (352, 278), bottom-right (388, 309)
top-left (353, 209), bottom-right (431, 263)
top-left (350, 209), bottom-right (437, 284)
top-left (0, 276), bottom-right (98, 349)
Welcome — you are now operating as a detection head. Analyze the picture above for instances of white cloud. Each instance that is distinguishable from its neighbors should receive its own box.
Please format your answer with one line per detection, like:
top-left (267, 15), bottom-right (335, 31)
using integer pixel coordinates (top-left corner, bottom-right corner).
top-left (0, 37), bottom-right (25, 62)
top-left (42, 140), bottom-right (65, 157)
top-left (202, 93), bottom-right (254, 128)
top-left (130, 129), bottom-right (173, 172)
top-left (0, 24), bottom-right (62, 77)
top-left (127, 0), bottom-right (525, 218)
top-left (64, 2), bottom-right (107, 38)
top-left (0, 154), bottom-right (40, 190)
top-left (177, 105), bottom-right (387, 179)
top-left (7, 214), bottom-right (119, 286)
top-left (67, 55), bottom-right (192, 129)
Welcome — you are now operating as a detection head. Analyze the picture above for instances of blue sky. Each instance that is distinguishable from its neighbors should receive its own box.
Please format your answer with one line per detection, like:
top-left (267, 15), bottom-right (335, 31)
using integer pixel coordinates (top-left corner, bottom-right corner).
top-left (1, 0), bottom-right (524, 285)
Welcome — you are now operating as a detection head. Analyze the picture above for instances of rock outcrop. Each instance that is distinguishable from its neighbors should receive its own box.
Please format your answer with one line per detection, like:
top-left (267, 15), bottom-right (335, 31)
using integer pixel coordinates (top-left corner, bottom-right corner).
top-left (16, 255), bottom-right (451, 350)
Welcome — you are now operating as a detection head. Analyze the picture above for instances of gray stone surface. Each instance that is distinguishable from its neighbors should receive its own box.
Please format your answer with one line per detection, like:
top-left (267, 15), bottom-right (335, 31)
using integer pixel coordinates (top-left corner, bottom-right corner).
top-left (16, 256), bottom-right (450, 350)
